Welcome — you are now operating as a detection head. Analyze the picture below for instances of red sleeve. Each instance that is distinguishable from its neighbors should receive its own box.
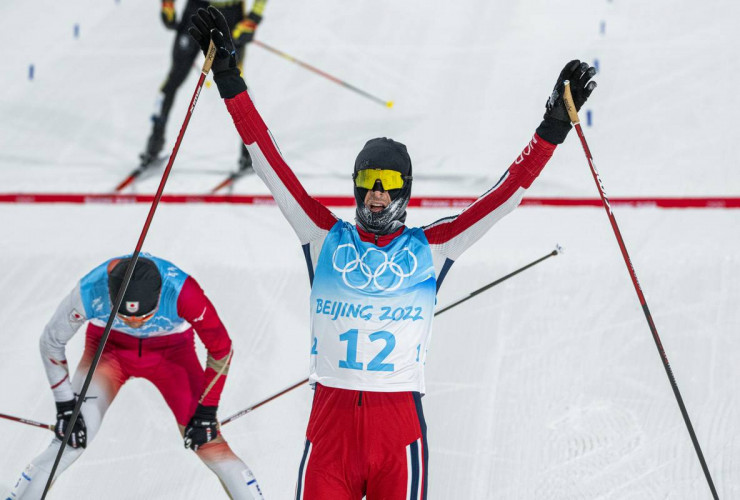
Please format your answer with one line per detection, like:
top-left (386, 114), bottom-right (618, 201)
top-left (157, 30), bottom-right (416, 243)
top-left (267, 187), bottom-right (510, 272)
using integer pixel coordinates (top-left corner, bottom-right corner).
top-left (225, 91), bottom-right (337, 241)
top-left (177, 276), bottom-right (232, 407)
top-left (423, 134), bottom-right (556, 261)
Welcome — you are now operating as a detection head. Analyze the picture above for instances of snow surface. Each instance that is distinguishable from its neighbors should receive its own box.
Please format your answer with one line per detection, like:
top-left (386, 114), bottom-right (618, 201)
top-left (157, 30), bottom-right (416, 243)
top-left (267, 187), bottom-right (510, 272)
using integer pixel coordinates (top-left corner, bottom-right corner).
top-left (1, 0), bottom-right (739, 498)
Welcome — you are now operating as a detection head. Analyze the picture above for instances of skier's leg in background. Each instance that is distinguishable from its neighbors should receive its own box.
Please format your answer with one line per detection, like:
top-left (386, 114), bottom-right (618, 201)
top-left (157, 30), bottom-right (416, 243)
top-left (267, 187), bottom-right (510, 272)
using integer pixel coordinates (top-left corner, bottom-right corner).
top-left (8, 341), bottom-right (126, 499)
top-left (190, 435), bottom-right (265, 499)
top-left (141, 0), bottom-right (205, 165)
top-left (150, 333), bottom-right (264, 499)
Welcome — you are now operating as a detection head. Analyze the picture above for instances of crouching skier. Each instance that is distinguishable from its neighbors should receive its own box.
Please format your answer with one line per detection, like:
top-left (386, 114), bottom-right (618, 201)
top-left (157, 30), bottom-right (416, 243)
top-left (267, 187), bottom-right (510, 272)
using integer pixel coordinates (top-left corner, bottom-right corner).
top-left (8, 255), bottom-right (264, 499)
top-left (189, 7), bottom-right (596, 498)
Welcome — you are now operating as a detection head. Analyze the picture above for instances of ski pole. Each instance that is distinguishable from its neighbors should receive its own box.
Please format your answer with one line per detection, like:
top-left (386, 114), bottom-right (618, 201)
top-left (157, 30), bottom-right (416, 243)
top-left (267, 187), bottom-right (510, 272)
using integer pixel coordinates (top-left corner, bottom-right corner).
top-left (562, 81), bottom-right (719, 499)
top-left (114, 58), bottom-right (219, 193)
top-left (435, 245), bottom-right (561, 316)
top-left (0, 412), bottom-right (54, 431)
top-left (7, 246), bottom-right (560, 436)
top-left (220, 246), bottom-right (561, 426)
top-left (40, 41), bottom-right (217, 500)
top-left (5, 246), bottom-right (561, 434)
top-left (253, 40), bottom-right (393, 108)
top-left (1, 383), bottom-right (307, 434)
top-left (221, 378), bottom-right (307, 426)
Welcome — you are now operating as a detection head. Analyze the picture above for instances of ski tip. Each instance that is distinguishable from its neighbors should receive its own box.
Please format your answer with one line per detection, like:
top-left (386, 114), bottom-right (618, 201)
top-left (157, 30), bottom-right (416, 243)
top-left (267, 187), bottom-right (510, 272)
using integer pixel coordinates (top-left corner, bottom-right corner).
top-left (554, 244), bottom-right (563, 255)
top-left (386, 101), bottom-right (394, 109)
top-left (114, 179), bottom-right (133, 192)
top-left (211, 180), bottom-right (231, 194)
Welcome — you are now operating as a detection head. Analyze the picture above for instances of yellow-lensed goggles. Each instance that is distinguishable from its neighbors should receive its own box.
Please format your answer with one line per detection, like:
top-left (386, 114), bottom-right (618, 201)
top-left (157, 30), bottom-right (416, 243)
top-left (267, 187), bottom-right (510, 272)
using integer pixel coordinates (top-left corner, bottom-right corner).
top-left (353, 169), bottom-right (410, 191)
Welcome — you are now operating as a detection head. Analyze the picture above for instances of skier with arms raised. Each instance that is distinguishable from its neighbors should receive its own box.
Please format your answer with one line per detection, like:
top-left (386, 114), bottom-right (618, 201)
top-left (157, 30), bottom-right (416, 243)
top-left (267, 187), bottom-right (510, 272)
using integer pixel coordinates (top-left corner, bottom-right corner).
top-left (190, 7), bottom-right (596, 498)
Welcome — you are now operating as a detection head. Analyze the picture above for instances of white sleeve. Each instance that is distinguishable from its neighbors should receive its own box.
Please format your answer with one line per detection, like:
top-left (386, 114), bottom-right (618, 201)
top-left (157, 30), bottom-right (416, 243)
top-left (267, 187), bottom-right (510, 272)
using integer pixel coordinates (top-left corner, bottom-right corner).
top-left (225, 91), bottom-right (338, 245)
top-left (39, 283), bottom-right (87, 402)
top-left (422, 134), bottom-right (557, 275)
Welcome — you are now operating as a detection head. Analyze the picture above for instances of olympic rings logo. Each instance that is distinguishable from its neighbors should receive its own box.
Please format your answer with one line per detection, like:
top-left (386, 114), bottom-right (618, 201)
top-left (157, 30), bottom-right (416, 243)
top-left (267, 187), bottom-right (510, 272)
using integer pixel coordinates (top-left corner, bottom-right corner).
top-left (332, 244), bottom-right (418, 292)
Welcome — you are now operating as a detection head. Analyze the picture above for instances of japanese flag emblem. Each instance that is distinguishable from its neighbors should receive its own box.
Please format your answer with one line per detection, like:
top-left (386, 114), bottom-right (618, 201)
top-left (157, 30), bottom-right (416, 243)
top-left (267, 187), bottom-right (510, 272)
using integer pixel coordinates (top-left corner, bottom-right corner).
top-left (125, 301), bottom-right (140, 314)
top-left (69, 309), bottom-right (84, 323)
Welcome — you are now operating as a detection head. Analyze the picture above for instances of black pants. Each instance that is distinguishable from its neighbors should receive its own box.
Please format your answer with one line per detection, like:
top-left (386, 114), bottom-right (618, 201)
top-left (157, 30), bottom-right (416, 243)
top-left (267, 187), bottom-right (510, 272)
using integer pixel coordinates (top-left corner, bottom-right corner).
top-left (155, 0), bottom-right (247, 136)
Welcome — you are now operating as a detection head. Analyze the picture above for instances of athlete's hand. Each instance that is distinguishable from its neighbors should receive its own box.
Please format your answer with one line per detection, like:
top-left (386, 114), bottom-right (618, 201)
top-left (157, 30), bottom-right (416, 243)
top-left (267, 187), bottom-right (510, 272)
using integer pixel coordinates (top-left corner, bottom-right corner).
top-left (188, 6), bottom-right (247, 99)
top-left (184, 404), bottom-right (219, 451)
top-left (545, 60), bottom-right (597, 122)
top-left (536, 59), bottom-right (597, 144)
top-left (188, 6), bottom-right (237, 75)
top-left (160, 0), bottom-right (178, 30)
top-left (54, 399), bottom-right (87, 449)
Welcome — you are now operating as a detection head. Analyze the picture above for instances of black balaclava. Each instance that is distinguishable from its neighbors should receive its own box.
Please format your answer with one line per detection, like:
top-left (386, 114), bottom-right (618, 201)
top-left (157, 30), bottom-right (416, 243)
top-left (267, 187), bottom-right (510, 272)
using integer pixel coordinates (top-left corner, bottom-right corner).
top-left (108, 257), bottom-right (162, 317)
top-left (353, 137), bottom-right (413, 235)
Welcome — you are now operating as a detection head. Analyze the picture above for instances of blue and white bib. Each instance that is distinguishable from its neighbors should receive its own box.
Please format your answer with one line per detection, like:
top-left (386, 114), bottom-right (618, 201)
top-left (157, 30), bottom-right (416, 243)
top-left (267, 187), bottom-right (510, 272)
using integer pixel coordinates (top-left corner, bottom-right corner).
top-left (79, 254), bottom-right (190, 338)
top-left (309, 221), bottom-right (436, 393)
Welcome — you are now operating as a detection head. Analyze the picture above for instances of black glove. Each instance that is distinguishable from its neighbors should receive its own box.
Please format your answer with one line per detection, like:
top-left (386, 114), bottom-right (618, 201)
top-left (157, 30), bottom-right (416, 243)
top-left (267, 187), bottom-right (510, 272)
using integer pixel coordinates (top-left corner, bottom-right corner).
top-left (536, 60), bottom-right (597, 144)
top-left (183, 404), bottom-right (219, 451)
top-left (232, 11), bottom-right (261, 46)
top-left (188, 6), bottom-right (247, 99)
top-left (54, 399), bottom-right (87, 449)
top-left (160, 1), bottom-right (178, 30)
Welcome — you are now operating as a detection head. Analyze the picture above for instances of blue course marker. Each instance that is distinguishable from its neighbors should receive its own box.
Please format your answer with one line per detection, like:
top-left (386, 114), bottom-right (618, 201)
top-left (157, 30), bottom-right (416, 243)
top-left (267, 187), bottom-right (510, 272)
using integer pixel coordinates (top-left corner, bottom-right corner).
top-left (74, 24), bottom-right (80, 38)
top-left (600, 21), bottom-right (606, 34)
top-left (28, 64), bottom-right (34, 80)
top-left (586, 110), bottom-right (593, 127)
top-left (593, 58), bottom-right (600, 73)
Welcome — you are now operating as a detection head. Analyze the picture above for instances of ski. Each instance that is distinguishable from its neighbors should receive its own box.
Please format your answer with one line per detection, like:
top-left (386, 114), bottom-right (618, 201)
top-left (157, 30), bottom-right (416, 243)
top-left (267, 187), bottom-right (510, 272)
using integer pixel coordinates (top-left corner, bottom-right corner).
top-left (210, 168), bottom-right (253, 194)
top-left (114, 166), bottom-right (147, 192)
top-left (114, 156), bottom-right (167, 193)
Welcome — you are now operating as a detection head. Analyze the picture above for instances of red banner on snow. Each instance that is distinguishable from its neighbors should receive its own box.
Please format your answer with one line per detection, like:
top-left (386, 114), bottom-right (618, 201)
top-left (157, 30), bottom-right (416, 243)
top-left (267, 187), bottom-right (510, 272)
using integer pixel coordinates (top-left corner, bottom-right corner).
top-left (0, 193), bottom-right (738, 208)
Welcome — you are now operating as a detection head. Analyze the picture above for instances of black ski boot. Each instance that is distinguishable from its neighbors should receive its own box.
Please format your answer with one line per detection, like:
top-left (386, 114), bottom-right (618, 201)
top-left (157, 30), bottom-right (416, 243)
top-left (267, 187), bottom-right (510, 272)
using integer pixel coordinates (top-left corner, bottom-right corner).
top-left (140, 117), bottom-right (166, 167)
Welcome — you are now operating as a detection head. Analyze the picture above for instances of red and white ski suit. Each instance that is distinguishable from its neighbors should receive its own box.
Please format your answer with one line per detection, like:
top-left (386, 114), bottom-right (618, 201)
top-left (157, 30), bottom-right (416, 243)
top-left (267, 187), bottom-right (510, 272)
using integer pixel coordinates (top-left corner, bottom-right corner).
top-left (11, 263), bottom-right (262, 500)
top-left (224, 89), bottom-right (557, 499)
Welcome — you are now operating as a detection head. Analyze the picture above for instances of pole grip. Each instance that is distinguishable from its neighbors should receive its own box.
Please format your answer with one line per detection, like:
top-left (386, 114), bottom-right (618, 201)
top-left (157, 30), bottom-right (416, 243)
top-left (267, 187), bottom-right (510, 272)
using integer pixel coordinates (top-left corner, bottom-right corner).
top-left (202, 40), bottom-right (216, 75)
top-left (562, 81), bottom-right (580, 124)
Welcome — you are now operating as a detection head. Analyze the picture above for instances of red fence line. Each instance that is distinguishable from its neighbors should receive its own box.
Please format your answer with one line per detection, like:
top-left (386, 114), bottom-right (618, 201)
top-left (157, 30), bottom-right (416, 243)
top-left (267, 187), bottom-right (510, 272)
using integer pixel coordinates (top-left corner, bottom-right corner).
top-left (0, 193), bottom-right (738, 208)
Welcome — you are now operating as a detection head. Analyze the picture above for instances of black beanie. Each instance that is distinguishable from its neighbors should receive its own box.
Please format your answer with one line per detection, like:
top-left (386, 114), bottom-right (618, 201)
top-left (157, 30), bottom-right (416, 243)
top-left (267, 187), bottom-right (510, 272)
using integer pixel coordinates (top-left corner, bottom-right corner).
top-left (108, 257), bottom-right (162, 317)
top-left (353, 137), bottom-right (412, 177)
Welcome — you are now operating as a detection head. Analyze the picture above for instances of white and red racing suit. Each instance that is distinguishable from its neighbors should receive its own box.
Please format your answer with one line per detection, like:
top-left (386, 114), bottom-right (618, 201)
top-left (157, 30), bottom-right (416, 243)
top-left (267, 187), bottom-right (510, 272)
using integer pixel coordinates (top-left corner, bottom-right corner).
top-left (221, 89), bottom-right (557, 499)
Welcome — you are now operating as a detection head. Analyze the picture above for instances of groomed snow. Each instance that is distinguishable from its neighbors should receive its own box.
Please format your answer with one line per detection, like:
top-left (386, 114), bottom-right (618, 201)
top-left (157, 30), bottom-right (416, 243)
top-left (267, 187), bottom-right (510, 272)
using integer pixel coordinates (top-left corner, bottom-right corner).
top-left (1, 0), bottom-right (738, 498)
